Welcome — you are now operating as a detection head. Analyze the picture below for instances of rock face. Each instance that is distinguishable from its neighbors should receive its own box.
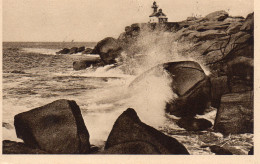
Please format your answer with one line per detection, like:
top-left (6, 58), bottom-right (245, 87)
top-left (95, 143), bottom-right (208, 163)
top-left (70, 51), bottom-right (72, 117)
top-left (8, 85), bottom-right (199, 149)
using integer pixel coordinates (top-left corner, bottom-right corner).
top-left (104, 108), bottom-right (189, 154)
top-left (176, 117), bottom-right (212, 131)
top-left (14, 99), bottom-right (90, 154)
top-left (164, 61), bottom-right (211, 117)
top-left (92, 37), bottom-right (122, 64)
top-left (73, 59), bottom-right (101, 70)
top-left (214, 91), bottom-right (253, 134)
top-left (3, 140), bottom-right (47, 154)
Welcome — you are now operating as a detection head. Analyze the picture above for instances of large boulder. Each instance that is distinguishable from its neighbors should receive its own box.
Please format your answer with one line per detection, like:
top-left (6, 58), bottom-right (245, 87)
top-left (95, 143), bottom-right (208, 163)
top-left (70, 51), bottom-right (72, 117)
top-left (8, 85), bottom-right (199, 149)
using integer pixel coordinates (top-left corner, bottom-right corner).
top-left (104, 108), bottom-right (189, 154)
top-left (14, 99), bottom-right (90, 154)
top-left (204, 10), bottom-right (229, 21)
top-left (73, 58), bottom-right (101, 70)
top-left (92, 37), bottom-right (122, 64)
top-left (214, 91), bottom-right (253, 134)
top-left (164, 61), bottom-right (211, 117)
top-left (3, 140), bottom-right (47, 154)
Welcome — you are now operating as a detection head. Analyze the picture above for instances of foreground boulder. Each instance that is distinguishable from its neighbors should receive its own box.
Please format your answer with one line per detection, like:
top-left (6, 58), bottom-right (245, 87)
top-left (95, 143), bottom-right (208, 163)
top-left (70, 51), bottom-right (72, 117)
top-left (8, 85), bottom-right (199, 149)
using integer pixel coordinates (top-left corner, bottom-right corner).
top-left (214, 91), bottom-right (253, 134)
top-left (73, 58), bottom-right (101, 70)
top-left (164, 61), bottom-right (211, 117)
top-left (3, 140), bottom-right (47, 154)
top-left (104, 108), bottom-right (189, 154)
top-left (14, 99), bottom-right (90, 154)
top-left (92, 37), bottom-right (122, 64)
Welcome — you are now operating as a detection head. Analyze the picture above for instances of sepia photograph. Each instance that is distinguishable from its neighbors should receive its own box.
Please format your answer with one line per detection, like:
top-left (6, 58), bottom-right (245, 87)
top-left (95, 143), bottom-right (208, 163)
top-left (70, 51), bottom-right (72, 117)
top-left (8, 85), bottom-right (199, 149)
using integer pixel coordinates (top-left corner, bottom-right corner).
top-left (1, 0), bottom-right (256, 161)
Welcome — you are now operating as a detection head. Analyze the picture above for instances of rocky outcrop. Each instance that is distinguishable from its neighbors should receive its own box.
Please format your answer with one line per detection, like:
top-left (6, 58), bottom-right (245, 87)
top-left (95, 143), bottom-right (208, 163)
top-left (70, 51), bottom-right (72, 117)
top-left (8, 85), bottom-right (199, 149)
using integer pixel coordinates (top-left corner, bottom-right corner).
top-left (14, 99), bottom-right (91, 154)
top-left (56, 46), bottom-right (87, 55)
top-left (214, 91), bottom-right (253, 134)
top-left (92, 37), bottom-right (123, 65)
top-left (105, 108), bottom-right (189, 154)
top-left (56, 48), bottom-right (70, 54)
top-left (3, 140), bottom-right (47, 154)
top-left (73, 58), bottom-right (101, 70)
top-left (69, 47), bottom-right (78, 54)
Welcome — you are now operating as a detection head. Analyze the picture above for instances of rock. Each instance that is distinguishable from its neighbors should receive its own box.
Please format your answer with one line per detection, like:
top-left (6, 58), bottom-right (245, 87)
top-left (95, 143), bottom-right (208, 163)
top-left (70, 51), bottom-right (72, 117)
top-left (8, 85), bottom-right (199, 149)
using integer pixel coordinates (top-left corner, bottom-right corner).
top-left (164, 61), bottom-right (211, 117)
top-left (176, 117), bottom-right (212, 131)
top-left (2, 122), bottom-right (13, 129)
top-left (11, 70), bottom-right (26, 74)
top-left (226, 22), bottom-right (243, 34)
top-left (14, 99), bottom-right (90, 154)
top-left (92, 37), bottom-right (122, 64)
top-left (105, 108), bottom-right (189, 154)
top-left (82, 48), bottom-right (94, 54)
top-left (204, 10), bottom-right (229, 21)
top-left (69, 47), bottom-right (78, 54)
top-left (56, 48), bottom-right (70, 54)
top-left (210, 76), bottom-right (230, 108)
top-left (240, 13), bottom-right (254, 33)
top-left (3, 140), bottom-right (47, 154)
top-left (209, 145), bottom-right (233, 155)
top-left (214, 91), bottom-right (253, 134)
top-left (248, 147), bottom-right (253, 155)
top-left (73, 59), bottom-right (101, 70)
top-left (77, 46), bottom-right (85, 53)
top-left (227, 56), bottom-right (253, 93)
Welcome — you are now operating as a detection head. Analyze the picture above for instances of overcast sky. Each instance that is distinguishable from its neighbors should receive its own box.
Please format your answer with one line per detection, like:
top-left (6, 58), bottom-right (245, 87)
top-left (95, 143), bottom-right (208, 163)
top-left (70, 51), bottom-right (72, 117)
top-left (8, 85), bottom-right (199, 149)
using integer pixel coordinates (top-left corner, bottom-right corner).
top-left (3, 0), bottom-right (254, 42)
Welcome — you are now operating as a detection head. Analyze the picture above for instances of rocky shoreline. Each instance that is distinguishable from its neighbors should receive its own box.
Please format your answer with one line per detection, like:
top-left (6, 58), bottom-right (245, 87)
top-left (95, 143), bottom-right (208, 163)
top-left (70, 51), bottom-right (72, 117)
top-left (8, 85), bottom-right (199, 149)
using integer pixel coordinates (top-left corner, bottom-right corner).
top-left (3, 10), bottom-right (254, 154)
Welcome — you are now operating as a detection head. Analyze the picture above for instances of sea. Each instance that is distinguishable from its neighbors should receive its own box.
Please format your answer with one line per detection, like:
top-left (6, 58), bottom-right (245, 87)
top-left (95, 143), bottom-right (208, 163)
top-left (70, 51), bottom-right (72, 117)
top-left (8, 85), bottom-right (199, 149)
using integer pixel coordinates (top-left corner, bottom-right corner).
top-left (2, 41), bottom-right (253, 154)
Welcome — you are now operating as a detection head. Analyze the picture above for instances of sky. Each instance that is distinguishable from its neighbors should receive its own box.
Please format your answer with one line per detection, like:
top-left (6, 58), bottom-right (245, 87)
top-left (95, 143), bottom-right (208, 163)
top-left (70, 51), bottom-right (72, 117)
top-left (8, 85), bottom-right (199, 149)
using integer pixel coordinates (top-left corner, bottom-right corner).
top-left (3, 0), bottom-right (254, 42)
